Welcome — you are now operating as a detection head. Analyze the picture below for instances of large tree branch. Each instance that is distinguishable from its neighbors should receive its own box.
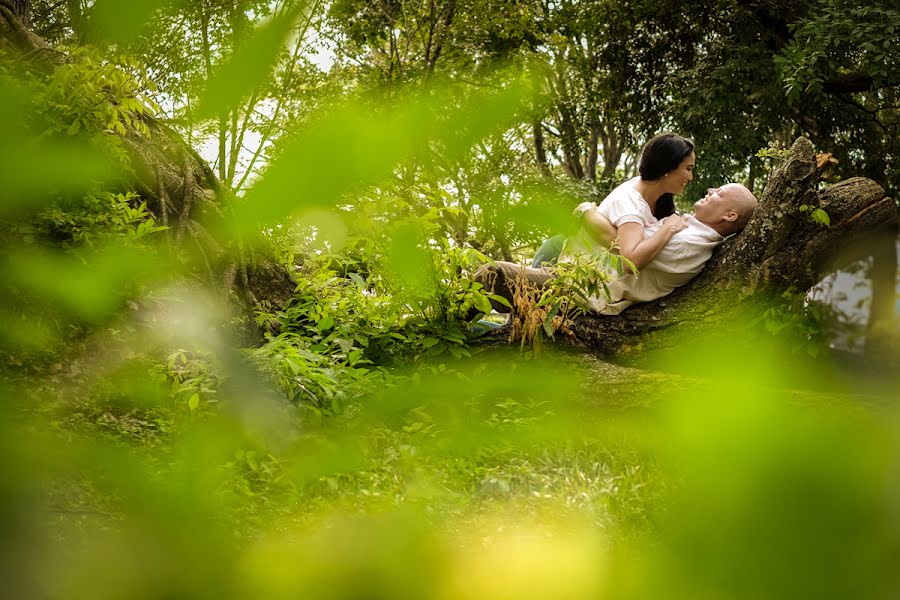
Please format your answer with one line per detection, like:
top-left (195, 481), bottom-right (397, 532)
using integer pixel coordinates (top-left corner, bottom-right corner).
top-left (567, 138), bottom-right (897, 357)
top-left (1, 0), bottom-right (29, 25)
top-left (823, 72), bottom-right (874, 94)
top-left (0, 0), bottom-right (60, 64)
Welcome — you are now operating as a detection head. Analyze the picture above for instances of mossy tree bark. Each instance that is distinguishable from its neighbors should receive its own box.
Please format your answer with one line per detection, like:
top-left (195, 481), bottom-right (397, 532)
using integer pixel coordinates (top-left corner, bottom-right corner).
top-left (569, 137), bottom-right (898, 358)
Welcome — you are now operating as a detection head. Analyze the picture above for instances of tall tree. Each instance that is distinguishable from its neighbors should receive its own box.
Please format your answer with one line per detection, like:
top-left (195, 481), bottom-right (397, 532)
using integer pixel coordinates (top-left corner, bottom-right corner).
top-left (532, 0), bottom-right (640, 183)
top-left (0, 0), bottom-right (298, 315)
top-left (7, 0), bottom-right (27, 23)
top-left (125, 0), bottom-right (333, 194)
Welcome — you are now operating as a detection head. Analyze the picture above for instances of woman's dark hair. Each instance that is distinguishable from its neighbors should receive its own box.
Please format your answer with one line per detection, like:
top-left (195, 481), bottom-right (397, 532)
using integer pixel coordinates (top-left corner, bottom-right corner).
top-left (653, 194), bottom-right (676, 219)
top-left (639, 133), bottom-right (694, 219)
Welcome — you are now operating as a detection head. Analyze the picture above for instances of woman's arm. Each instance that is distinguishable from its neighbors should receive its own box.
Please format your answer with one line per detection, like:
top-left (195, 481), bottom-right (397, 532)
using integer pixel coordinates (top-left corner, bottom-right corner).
top-left (617, 216), bottom-right (688, 273)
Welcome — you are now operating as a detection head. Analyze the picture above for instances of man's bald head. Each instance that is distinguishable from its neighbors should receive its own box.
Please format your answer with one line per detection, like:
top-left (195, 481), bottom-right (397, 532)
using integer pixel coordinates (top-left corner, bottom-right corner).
top-left (693, 183), bottom-right (758, 236)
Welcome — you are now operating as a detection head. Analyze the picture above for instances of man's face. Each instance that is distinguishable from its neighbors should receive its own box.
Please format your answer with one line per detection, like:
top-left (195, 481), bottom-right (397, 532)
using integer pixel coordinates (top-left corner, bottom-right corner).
top-left (693, 184), bottom-right (740, 225)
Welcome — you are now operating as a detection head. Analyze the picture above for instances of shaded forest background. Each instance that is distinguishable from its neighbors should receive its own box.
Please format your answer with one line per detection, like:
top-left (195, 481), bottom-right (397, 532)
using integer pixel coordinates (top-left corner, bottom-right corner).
top-left (2, 1), bottom-right (900, 599)
top-left (16, 0), bottom-right (900, 260)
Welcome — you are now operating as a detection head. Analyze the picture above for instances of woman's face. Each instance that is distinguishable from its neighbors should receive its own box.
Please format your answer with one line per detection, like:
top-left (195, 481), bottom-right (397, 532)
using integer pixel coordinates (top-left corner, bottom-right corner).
top-left (666, 151), bottom-right (695, 194)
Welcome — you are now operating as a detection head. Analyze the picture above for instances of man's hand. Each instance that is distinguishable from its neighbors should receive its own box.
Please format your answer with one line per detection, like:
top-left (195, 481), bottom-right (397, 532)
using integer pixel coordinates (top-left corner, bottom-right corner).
top-left (572, 201), bottom-right (598, 219)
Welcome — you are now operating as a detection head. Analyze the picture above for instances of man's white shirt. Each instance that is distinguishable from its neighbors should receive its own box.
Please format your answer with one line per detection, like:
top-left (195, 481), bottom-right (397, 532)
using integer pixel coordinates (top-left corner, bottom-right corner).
top-left (558, 178), bottom-right (725, 314)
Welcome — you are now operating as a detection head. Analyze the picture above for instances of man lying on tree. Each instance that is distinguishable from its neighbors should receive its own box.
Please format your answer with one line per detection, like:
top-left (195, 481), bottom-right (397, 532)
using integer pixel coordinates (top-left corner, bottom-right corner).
top-left (475, 183), bottom-right (758, 316)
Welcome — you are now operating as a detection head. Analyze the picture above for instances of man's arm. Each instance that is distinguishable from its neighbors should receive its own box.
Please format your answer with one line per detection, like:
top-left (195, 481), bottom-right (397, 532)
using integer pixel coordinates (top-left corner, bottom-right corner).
top-left (582, 210), bottom-right (617, 247)
top-left (572, 202), bottom-right (617, 247)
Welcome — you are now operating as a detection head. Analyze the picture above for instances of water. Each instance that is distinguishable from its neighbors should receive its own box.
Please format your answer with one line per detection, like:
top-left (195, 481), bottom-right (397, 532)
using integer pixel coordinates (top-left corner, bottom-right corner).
top-left (809, 235), bottom-right (900, 354)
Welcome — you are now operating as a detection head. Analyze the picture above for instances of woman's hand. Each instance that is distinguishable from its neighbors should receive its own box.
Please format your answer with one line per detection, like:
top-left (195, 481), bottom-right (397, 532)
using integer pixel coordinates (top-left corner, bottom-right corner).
top-left (660, 214), bottom-right (689, 234)
top-left (617, 215), bottom-right (687, 273)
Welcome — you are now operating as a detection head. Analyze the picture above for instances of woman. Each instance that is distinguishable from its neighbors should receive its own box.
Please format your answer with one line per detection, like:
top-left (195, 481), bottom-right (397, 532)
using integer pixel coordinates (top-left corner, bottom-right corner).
top-left (569, 133), bottom-right (696, 272)
top-left (478, 133), bottom-right (698, 317)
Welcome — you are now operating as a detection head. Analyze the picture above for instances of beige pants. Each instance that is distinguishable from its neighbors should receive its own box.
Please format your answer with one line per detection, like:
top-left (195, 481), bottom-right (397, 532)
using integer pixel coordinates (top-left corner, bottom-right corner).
top-left (474, 261), bottom-right (555, 313)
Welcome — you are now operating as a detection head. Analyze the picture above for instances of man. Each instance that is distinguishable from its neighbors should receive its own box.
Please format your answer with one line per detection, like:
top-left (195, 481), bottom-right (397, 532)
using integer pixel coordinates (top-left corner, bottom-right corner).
top-left (476, 183), bottom-right (758, 315)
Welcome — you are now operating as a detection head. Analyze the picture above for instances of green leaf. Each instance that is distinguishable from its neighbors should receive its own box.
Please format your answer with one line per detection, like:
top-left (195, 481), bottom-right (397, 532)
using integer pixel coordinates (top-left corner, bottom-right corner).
top-left (188, 393), bottom-right (200, 411)
top-left (811, 208), bottom-right (831, 226)
top-left (89, 0), bottom-right (176, 45)
top-left (387, 223), bottom-right (431, 296)
top-left (541, 308), bottom-right (557, 338)
top-left (488, 294), bottom-right (512, 309)
top-left (348, 349), bottom-right (363, 365)
top-left (422, 337), bottom-right (440, 348)
top-left (349, 273), bottom-right (366, 288)
top-left (442, 332), bottom-right (466, 344)
top-left (246, 453), bottom-right (259, 471)
top-left (474, 293), bottom-right (493, 314)
top-left (317, 315), bottom-right (335, 332)
top-left (545, 300), bottom-right (561, 322)
top-left (232, 76), bottom-right (533, 234)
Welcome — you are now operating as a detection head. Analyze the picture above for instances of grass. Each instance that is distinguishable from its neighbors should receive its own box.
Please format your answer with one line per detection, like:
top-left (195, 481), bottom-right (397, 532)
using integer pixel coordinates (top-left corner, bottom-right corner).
top-left (17, 335), bottom-right (900, 599)
top-left (33, 343), bottom-right (668, 537)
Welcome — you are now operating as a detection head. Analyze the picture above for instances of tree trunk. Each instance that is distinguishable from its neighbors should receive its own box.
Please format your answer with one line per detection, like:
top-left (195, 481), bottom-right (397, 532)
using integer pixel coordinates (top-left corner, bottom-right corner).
top-left (1, 0), bottom-right (53, 58)
top-left (585, 120), bottom-right (599, 182)
top-left (567, 137), bottom-right (898, 358)
top-left (533, 119), bottom-right (550, 177)
top-left (746, 154), bottom-right (758, 195)
top-left (830, 226), bottom-right (899, 357)
top-left (552, 63), bottom-right (584, 180)
top-left (0, 4), bottom-right (297, 321)
top-left (599, 124), bottom-right (621, 180)
top-left (6, 0), bottom-right (27, 24)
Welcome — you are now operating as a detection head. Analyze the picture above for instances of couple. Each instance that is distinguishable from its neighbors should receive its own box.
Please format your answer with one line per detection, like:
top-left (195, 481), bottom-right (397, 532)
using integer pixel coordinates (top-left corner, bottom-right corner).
top-left (477, 133), bottom-right (758, 315)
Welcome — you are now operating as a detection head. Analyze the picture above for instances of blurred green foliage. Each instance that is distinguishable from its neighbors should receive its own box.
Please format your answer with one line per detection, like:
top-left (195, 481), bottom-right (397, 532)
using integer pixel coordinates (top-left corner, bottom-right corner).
top-left (1, 1), bottom-right (899, 599)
